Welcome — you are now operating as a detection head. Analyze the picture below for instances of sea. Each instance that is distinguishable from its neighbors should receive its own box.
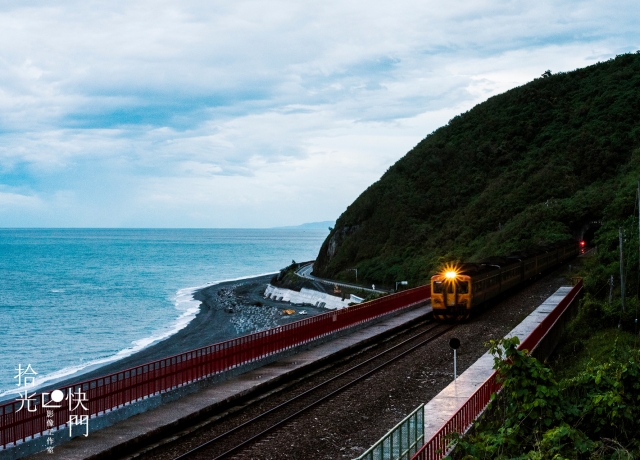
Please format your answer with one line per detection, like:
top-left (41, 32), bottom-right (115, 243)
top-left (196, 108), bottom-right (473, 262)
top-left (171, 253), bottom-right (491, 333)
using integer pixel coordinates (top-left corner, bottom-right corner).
top-left (0, 228), bottom-right (328, 399)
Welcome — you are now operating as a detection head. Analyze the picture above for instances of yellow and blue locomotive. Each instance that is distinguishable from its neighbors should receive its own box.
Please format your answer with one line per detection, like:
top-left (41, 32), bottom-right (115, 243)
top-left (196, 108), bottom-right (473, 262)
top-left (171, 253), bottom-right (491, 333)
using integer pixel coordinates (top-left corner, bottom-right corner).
top-left (430, 240), bottom-right (579, 321)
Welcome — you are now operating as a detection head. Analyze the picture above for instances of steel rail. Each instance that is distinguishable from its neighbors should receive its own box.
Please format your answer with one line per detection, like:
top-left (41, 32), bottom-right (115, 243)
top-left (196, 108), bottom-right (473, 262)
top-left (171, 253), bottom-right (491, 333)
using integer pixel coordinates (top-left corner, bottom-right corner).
top-left (172, 322), bottom-right (455, 460)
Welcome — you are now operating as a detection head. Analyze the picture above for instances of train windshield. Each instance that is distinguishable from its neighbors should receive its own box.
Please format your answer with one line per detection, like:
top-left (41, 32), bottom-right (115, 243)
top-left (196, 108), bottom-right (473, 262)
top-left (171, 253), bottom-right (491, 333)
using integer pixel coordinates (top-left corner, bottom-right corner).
top-left (433, 281), bottom-right (444, 293)
top-left (458, 281), bottom-right (469, 294)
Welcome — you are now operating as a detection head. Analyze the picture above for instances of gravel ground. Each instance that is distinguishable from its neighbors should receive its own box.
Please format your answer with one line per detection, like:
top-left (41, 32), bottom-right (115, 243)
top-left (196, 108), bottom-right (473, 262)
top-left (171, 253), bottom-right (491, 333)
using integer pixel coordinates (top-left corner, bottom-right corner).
top-left (231, 266), bottom-right (574, 460)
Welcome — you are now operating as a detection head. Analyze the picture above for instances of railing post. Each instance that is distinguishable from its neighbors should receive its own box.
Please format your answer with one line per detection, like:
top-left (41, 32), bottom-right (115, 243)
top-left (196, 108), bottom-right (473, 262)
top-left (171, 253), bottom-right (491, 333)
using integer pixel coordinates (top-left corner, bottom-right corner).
top-left (1, 285), bottom-right (431, 451)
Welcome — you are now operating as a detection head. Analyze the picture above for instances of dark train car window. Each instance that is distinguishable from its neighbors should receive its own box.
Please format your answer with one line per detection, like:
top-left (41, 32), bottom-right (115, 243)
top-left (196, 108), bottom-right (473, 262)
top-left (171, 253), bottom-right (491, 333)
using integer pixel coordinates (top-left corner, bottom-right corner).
top-left (433, 281), bottom-right (444, 293)
top-left (502, 269), bottom-right (516, 281)
top-left (458, 281), bottom-right (469, 294)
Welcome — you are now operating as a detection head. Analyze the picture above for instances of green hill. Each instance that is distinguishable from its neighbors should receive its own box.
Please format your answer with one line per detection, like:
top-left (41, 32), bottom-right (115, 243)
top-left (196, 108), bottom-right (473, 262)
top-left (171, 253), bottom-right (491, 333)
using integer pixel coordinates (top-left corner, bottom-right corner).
top-left (314, 52), bottom-right (640, 287)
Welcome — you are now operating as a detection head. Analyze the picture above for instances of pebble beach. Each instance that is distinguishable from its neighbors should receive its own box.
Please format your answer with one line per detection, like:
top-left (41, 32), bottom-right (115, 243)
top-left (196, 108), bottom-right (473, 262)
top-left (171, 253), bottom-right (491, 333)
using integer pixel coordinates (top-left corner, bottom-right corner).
top-left (17, 274), bottom-right (329, 394)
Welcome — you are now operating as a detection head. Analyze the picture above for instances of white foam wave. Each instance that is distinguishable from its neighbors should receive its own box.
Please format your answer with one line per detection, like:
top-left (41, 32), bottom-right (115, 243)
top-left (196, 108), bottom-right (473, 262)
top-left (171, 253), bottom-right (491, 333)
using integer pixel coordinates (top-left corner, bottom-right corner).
top-left (0, 272), bottom-right (277, 401)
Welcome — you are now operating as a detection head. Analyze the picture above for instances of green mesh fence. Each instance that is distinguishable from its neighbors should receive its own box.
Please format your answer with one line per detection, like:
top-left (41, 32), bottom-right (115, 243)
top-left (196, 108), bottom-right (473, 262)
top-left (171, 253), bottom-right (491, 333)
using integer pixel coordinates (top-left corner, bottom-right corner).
top-left (354, 404), bottom-right (424, 460)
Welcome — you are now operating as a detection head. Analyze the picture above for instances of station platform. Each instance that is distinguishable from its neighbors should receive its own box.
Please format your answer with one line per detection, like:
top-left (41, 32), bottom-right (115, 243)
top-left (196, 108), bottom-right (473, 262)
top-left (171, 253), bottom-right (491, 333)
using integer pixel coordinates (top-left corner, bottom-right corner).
top-left (422, 286), bottom-right (572, 440)
top-left (25, 304), bottom-right (430, 460)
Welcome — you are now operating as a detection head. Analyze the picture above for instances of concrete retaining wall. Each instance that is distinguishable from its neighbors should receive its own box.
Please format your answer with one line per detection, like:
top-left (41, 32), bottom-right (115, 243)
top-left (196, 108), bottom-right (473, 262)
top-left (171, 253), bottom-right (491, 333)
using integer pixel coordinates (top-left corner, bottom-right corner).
top-left (263, 285), bottom-right (362, 310)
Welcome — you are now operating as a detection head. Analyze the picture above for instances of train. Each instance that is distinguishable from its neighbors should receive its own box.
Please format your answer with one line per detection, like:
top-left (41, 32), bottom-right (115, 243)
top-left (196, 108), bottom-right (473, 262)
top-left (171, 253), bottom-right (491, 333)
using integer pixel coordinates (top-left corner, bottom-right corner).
top-left (430, 239), bottom-right (581, 321)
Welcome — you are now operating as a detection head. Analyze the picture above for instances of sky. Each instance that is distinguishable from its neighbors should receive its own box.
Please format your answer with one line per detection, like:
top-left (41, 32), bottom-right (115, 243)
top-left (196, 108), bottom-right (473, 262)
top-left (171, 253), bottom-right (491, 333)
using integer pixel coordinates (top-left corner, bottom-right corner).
top-left (0, 1), bottom-right (638, 228)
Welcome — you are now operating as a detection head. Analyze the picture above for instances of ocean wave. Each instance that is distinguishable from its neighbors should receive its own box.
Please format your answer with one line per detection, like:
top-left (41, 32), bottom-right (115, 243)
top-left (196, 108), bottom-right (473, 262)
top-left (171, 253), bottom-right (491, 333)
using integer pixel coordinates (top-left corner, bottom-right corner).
top-left (0, 272), bottom-right (277, 401)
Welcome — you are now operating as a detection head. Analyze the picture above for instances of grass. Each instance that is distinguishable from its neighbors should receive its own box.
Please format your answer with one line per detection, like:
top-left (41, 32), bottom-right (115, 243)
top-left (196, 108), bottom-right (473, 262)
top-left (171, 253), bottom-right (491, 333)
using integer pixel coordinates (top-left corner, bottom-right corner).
top-left (550, 326), bottom-right (638, 380)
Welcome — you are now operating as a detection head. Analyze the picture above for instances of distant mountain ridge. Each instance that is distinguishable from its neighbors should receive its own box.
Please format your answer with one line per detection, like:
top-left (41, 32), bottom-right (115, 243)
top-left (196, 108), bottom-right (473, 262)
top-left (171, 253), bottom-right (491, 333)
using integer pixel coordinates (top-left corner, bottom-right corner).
top-left (314, 52), bottom-right (640, 286)
top-left (274, 221), bottom-right (335, 230)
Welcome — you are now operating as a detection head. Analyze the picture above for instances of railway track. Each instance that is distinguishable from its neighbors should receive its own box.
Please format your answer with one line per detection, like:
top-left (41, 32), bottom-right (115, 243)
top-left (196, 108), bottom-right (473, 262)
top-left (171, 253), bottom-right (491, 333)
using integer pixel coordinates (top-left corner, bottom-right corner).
top-left (121, 265), bottom-right (575, 460)
top-left (128, 319), bottom-right (455, 460)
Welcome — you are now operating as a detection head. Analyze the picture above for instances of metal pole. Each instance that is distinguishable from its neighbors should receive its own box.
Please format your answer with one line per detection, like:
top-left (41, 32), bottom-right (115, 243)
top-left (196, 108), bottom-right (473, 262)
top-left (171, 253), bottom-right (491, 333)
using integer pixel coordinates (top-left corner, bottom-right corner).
top-left (620, 227), bottom-right (625, 313)
top-left (454, 349), bottom-right (457, 381)
top-left (638, 181), bottom-right (640, 297)
top-left (637, 181), bottom-right (640, 337)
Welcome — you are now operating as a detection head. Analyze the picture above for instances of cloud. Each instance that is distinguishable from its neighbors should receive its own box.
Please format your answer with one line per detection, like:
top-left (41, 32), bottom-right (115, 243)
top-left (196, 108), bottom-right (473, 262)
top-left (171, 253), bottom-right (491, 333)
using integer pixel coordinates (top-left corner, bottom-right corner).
top-left (0, 0), bottom-right (639, 226)
top-left (0, 190), bottom-right (41, 208)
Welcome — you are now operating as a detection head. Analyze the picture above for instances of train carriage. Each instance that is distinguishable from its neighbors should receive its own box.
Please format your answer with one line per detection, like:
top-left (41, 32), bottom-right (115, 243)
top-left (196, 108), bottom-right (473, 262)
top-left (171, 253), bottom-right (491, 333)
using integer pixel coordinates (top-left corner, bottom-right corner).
top-left (430, 240), bottom-right (579, 321)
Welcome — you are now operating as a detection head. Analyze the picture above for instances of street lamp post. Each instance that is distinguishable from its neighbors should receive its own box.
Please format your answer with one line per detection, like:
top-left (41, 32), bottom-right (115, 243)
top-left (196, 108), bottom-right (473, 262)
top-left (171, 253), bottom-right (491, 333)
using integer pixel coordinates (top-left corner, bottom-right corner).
top-left (347, 268), bottom-right (358, 283)
top-left (449, 337), bottom-right (461, 380)
top-left (396, 280), bottom-right (408, 291)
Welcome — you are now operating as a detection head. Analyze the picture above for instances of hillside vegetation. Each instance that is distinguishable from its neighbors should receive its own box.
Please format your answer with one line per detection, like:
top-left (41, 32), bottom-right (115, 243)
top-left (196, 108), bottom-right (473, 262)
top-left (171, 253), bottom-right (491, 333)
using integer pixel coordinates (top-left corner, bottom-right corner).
top-left (314, 52), bottom-right (640, 287)
top-left (452, 334), bottom-right (640, 459)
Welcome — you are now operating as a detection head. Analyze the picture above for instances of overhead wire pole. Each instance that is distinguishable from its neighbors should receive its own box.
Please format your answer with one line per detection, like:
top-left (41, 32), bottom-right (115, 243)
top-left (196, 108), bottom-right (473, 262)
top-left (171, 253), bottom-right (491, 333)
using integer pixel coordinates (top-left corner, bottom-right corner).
top-left (637, 180), bottom-right (640, 339)
top-left (619, 227), bottom-right (625, 329)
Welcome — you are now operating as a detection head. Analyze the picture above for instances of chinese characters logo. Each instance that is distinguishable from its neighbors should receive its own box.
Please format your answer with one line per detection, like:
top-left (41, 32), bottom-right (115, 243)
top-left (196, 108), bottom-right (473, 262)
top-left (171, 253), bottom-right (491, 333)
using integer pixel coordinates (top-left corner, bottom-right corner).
top-left (14, 364), bottom-right (90, 454)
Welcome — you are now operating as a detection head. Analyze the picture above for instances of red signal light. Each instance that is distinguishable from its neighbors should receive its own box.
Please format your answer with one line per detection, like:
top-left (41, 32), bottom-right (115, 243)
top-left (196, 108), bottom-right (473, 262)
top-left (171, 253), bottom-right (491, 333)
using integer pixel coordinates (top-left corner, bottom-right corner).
top-left (580, 240), bottom-right (585, 247)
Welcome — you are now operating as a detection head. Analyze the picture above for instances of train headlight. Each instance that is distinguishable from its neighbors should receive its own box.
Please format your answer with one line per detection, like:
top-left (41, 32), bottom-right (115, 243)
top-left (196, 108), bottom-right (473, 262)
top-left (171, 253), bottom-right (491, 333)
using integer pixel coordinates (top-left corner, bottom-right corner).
top-left (445, 271), bottom-right (457, 279)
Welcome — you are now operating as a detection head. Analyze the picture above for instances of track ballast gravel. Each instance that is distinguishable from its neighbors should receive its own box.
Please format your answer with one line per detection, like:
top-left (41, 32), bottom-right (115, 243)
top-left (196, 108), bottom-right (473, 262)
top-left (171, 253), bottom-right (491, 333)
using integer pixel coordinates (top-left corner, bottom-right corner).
top-left (132, 266), bottom-right (571, 460)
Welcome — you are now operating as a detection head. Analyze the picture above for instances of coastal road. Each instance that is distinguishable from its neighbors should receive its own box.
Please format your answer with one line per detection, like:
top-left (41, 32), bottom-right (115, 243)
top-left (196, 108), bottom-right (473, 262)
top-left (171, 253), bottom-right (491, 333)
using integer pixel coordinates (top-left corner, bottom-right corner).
top-left (295, 263), bottom-right (389, 294)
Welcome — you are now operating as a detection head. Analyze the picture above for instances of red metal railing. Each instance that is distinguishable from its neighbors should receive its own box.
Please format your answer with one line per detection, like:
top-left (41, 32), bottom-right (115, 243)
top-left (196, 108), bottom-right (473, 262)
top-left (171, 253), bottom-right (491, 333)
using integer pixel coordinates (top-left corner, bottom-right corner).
top-left (411, 280), bottom-right (583, 460)
top-left (413, 373), bottom-right (501, 460)
top-left (518, 280), bottom-right (582, 353)
top-left (1, 285), bottom-right (430, 450)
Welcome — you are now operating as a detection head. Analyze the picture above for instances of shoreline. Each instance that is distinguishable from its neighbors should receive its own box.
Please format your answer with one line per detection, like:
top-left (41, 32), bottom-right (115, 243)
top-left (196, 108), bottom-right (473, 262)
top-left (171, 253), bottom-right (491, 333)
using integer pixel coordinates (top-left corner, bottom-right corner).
top-left (1, 272), bottom-right (329, 402)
